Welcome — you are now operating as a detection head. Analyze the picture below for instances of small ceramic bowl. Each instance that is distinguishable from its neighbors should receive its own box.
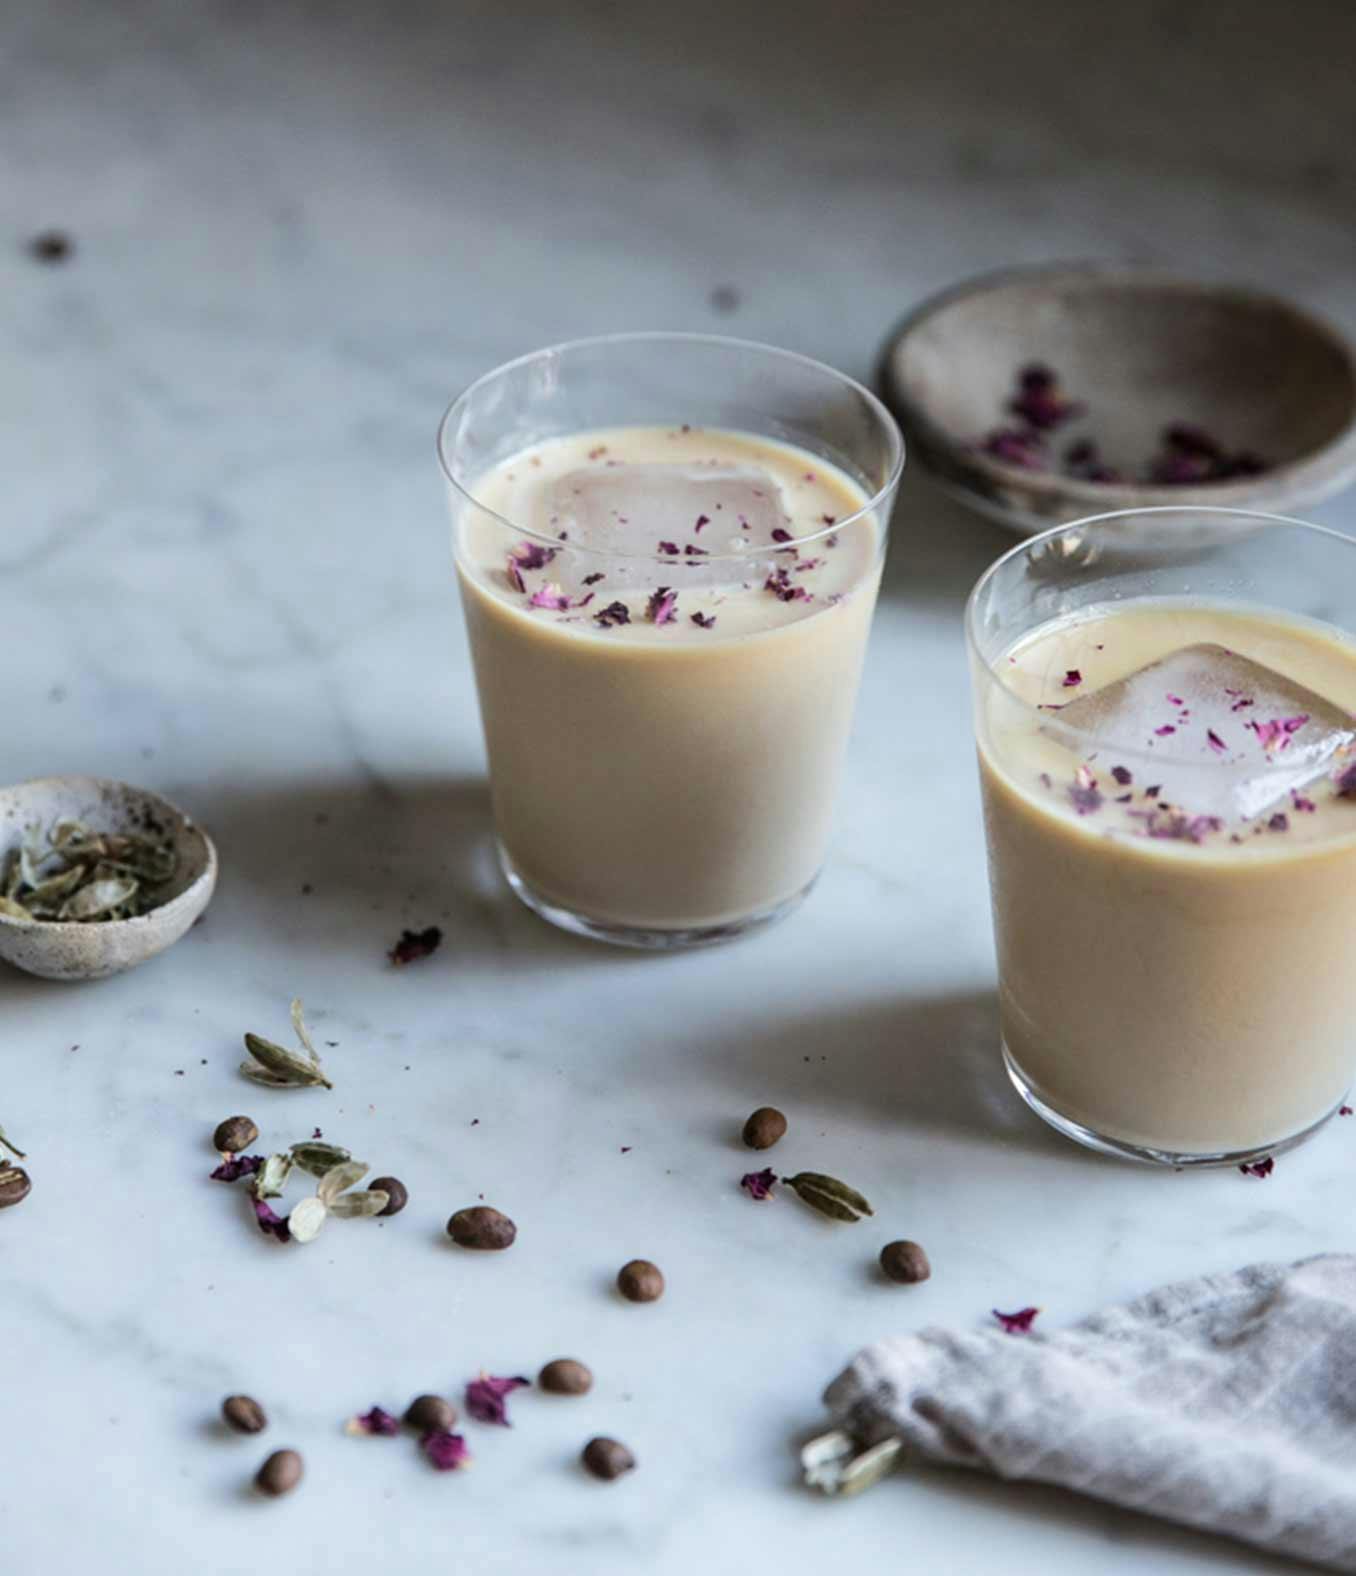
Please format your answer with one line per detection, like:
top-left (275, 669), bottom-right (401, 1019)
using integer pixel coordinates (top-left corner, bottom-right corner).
top-left (0, 776), bottom-right (217, 981)
top-left (880, 263), bottom-right (1356, 535)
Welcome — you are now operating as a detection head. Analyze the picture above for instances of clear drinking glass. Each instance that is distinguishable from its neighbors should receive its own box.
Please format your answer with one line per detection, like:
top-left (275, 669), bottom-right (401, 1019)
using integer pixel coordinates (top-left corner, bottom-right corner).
top-left (438, 333), bottom-right (904, 948)
top-left (967, 507), bottom-right (1356, 1166)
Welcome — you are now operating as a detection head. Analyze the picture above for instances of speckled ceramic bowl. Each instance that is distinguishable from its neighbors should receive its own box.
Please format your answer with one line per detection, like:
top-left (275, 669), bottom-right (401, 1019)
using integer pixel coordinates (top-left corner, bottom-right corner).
top-left (0, 776), bottom-right (217, 981)
top-left (880, 263), bottom-right (1356, 535)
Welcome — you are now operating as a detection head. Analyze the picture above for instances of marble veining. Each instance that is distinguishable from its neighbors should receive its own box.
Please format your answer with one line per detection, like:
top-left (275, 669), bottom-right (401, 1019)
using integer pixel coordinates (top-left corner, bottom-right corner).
top-left (2, 1), bottom-right (1355, 1571)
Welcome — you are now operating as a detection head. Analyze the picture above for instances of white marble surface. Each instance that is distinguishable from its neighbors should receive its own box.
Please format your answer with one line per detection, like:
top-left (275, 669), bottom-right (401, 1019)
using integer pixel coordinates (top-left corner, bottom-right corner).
top-left (4, 2), bottom-right (1356, 1571)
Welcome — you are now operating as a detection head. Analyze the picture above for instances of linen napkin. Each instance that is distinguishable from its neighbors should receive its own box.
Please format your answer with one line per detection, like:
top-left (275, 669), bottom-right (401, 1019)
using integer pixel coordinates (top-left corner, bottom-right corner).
top-left (823, 1254), bottom-right (1356, 1571)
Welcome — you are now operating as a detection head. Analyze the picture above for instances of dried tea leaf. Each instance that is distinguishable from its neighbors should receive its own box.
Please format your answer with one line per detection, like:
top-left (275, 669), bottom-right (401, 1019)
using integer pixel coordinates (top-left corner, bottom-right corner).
top-left (0, 1125), bottom-right (26, 1161)
top-left (782, 1172), bottom-right (874, 1223)
top-left (60, 877), bottom-right (138, 921)
top-left (242, 1033), bottom-right (332, 1090)
top-left (289, 1141), bottom-right (352, 1178)
top-left (0, 896), bottom-right (33, 923)
top-left (251, 1152), bottom-right (294, 1199)
top-left (328, 1189), bottom-right (389, 1219)
top-left (317, 1160), bottom-right (368, 1206)
top-left (287, 1195), bottom-right (328, 1244)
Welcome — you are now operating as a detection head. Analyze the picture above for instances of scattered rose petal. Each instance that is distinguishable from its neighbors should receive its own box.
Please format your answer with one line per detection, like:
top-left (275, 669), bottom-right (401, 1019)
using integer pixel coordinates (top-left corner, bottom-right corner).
top-left (211, 1154), bottom-right (264, 1183)
top-left (528, 581), bottom-right (575, 611)
top-left (694, 514), bottom-right (710, 532)
top-left (691, 611), bottom-right (717, 629)
top-left (993, 1306), bottom-right (1040, 1334)
top-left (740, 1167), bottom-right (776, 1201)
top-left (1008, 364), bottom-right (1081, 429)
top-left (1110, 765), bottom-right (1133, 786)
top-left (583, 572), bottom-right (605, 586)
top-left (683, 544), bottom-right (708, 557)
top-left (1239, 1158), bottom-right (1274, 1179)
top-left (658, 540), bottom-right (679, 556)
top-left (465, 1374), bottom-right (530, 1427)
top-left (390, 926), bottom-right (442, 965)
top-left (1130, 810), bottom-right (1223, 844)
top-left (508, 541), bottom-right (557, 571)
top-left (646, 587), bottom-right (678, 625)
top-left (1341, 1106), bottom-right (1353, 1116)
top-left (1062, 670), bottom-right (1082, 688)
top-left (1250, 715), bottom-right (1309, 752)
top-left (421, 1430), bottom-right (472, 1471)
top-left (253, 1197), bottom-right (291, 1243)
top-left (1207, 728), bottom-right (1227, 754)
top-left (979, 427), bottom-right (1047, 468)
top-left (764, 567), bottom-right (810, 603)
top-left (1292, 793), bottom-right (1317, 813)
top-left (1154, 725), bottom-right (1176, 737)
top-left (1269, 813), bottom-right (1290, 832)
top-left (771, 528), bottom-right (793, 544)
top-left (349, 1406), bottom-right (401, 1437)
top-left (1335, 761), bottom-right (1356, 797)
top-left (595, 602), bottom-right (631, 628)
top-left (1068, 764), bottom-right (1103, 816)
top-left (506, 560), bottom-right (526, 593)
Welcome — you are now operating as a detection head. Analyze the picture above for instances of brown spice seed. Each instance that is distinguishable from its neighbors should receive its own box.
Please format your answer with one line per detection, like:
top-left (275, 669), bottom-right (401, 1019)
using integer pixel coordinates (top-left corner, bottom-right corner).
top-left (617, 1259), bottom-right (664, 1303)
top-left (255, 1448), bottom-right (303, 1497)
top-left (221, 1394), bottom-right (267, 1434)
top-left (539, 1358), bottom-right (593, 1396)
top-left (213, 1115), bottom-right (259, 1155)
top-left (404, 1393), bottom-right (457, 1433)
top-left (447, 1205), bottom-right (516, 1250)
top-left (369, 1176), bottom-right (407, 1217)
top-left (742, 1106), bottom-right (787, 1150)
top-left (582, 1436), bottom-right (635, 1480)
top-left (0, 1166), bottom-right (31, 1210)
top-left (879, 1240), bottom-right (931, 1285)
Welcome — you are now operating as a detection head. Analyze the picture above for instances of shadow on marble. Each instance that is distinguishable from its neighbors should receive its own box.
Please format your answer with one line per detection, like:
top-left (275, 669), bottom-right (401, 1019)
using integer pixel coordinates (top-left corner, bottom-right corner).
top-left (189, 771), bottom-right (611, 965)
top-left (875, 1461), bottom-right (1319, 1575)
top-left (678, 987), bottom-right (1093, 1162)
top-left (879, 469), bottom-right (1015, 611)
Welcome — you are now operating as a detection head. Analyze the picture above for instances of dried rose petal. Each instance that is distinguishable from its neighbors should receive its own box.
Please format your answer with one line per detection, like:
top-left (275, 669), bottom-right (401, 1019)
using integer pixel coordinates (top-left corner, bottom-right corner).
top-left (1154, 724), bottom-right (1176, 737)
top-left (1292, 793), bottom-right (1317, 814)
top-left (1249, 715), bottom-right (1309, 752)
top-left (421, 1430), bottom-right (472, 1471)
top-left (694, 514), bottom-right (710, 532)
top-left (1008, 364), bottom-right (1081, 429)
top-left (528, 582), bottom-right (574, 611)
top-left (508, 541), bottom-right (557, 571)
top-left (691, 611), bottom-right (717, 630)
top-left (771, 528), bottom-right (793, 544)
top-left (390, 926), bottom-right (442, 966)
top-left (740, 1167), bottom-right (776, 1201)
top-left (1238, 1157), bottom-right (1274, 1179)
top-left (684, 544), bottom-right (708, 557)
top-left (211, 1154), bottom-right (264, 1183)
top-left (657, 540), bottom-right (679, 556)
top-left (646, 587), bottom-right (678, 626)
top-left (1068, 764), bottom-right (1103, 816)
top-left (979, 426), bottom-right (1047, 468)
top-left (465, 1374), bottom-right (530, 1427)
top-left (1337, 762), bottom-right (1356, 798)
top-left (594, 601), bottom-right (630, 628)
top-left (1341, 1106), bottom-right (1353, 1117)
top-left (349, 1406), bottom-right (401, 1437)
top-left (993, 1306), bottom-right (1040, 1334)
top-left (763, 566), bottom-right (810, 603)
top-left (506, 560), bottom-right (526, 594)
top-left (1110, 765), bottom-right (1133, 786)
top-left (1268, 813), bottom-right (1290, 832)
top-left (1207, 728), bottom-right (1227, 754)
top-left (583, 572), bottom-right (605, 586)
top-left (1062, 670), bottom-right (1082, 688)
top-left (253, 1197), bottom-right (291, 1243)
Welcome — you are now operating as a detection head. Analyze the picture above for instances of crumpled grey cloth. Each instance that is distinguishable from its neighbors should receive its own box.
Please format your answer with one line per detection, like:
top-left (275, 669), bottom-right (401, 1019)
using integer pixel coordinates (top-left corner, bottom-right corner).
top-left (825, 1254), bottom-right (1356, 1571)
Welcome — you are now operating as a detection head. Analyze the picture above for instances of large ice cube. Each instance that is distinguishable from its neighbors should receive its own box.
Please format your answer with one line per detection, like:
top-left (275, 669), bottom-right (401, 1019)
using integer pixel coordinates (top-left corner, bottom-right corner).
top-left (538, 463), bottom-right (789, 594)
top-left (1054, 643), bottom-right (1355, 821)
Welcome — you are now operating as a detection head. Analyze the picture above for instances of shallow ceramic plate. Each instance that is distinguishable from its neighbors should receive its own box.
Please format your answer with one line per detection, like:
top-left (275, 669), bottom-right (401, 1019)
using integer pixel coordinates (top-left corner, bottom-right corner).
top-left (0, 776), bottom-right (217, 980)
top-left (880, 263), bottom-right (1356, 536)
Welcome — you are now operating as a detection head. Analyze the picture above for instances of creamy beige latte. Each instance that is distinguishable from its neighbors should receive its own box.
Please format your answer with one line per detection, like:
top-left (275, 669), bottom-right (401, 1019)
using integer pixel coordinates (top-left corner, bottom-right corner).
top-left (978, 599), bottom-right (1356, 1157)
top-left (454, 425), bottom-right (884, 933)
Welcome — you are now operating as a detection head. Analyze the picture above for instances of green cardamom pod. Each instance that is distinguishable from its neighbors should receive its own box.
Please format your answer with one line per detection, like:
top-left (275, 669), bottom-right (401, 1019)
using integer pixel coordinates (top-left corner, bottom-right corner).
top-left (251, 1152), bottom-right (294, 1199)
top-left (241, 1033), bottom-right (333, 1090)
top-left (782, 1172), bottom-right (874, 1223)
top-left (0, 1125), bottom-right (26, 1160)
top-left (317, 1160), bottom-right (368, 1206)
top-left (289, 1141), bottom-right (352, 1177)
top-left (327, 1189), bottom-right (389, 1220)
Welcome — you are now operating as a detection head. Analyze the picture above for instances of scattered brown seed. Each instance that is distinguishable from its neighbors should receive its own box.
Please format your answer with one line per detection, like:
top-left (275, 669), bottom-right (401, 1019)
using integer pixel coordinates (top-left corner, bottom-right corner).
top-left (370, 1176), bottom-right (407, 1217)
top-left (447, 1205), bottom-right (516, 1250)
top-left (222, 1394), bottom-right (267, 1434)
top-left (0, 1166), bottom-right (31, 1210)
top-left (880, 1240), bottom-right (931, 1285)
top-left (255, 1448), bottom-right (303, 1497)
top-left (742, 1106), bottom-right (787, 1150)
top-left (404, 1393), bottom-right (457, 1433)
top-left (213, 1116), bottom-right (259, 1155)
top-left (539, 1359), bottom-right (593, 1396)
top-left (617, 1260), bottom-right (664, 1303)
top-left (582, 1436), bottom-right (635, 1480)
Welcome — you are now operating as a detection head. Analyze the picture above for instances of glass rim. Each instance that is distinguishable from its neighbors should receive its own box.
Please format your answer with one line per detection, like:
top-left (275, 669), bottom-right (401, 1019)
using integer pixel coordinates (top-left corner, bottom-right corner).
top-left (434, 330), bottom-right (906, 563)
top-left (965, 504), bottom-right (1356, 765)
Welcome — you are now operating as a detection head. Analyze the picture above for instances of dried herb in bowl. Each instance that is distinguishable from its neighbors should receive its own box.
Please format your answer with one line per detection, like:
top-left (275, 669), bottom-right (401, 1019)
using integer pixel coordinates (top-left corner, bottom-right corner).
top-left (0, 819), bottom-right (178, 923)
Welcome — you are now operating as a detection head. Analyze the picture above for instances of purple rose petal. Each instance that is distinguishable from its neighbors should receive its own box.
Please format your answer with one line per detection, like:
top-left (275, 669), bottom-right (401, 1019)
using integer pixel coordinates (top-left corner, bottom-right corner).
top-left (594, 601), bottom-right (631, 628)
top-left (1062, 669), bottom-right (1082, 688)
top-left (211, 1154), bottom-right (264, 1183)
top-left (740, 1167), bottom-right (777, 1201)
top-left (1110, 765), bottom-right (1133, 786)
top-left (1238, 1157), bottom-right (1274, 1179)
top-left (252, 1197), bottom-right (291, 1243)
top-left (421, 1430), bottom-right (472, 1471)
top-left (658, 540), bottom-right (679, 556)
top-left (646, 587), bottom-right (678, 625)
top-left (349, 1406), bottom-right (401, 1437)
top-left (691, 611), bottom-right (717, 629)
top-left (465, 1374), bottom-right (530, 1427)
top-left (993, 1306), bottom-right (1040, 1334)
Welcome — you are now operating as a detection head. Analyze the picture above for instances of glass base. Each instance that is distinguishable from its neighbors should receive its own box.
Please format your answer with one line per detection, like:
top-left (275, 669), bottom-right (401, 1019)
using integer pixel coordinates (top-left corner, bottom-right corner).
top-left (1002, 1041), bottom-right (1346, 1168)
top-left (497, 842), bottom-right (816, 950)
